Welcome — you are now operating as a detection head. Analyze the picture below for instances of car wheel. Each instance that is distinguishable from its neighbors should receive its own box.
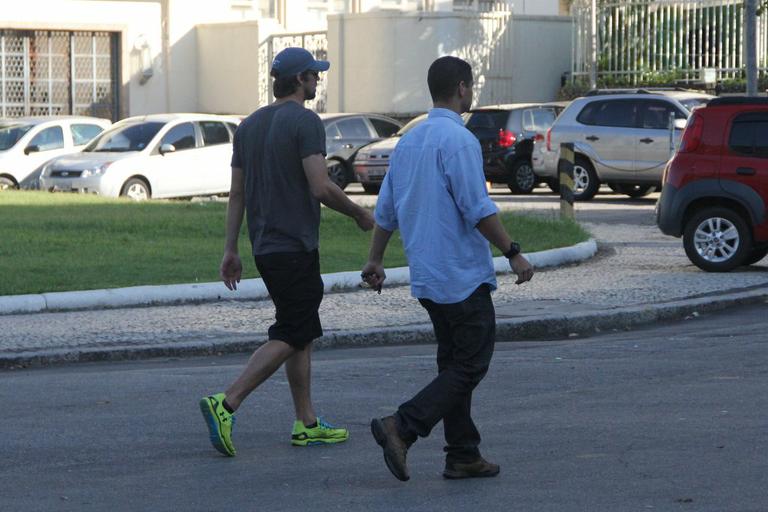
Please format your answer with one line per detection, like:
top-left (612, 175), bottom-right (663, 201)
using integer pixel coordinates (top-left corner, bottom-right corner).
top-left (744, 246), bottom-right (768, 266)
top-left (362, 183), bottom-right (380, 195)
top-left (507, 160), bottom-right (536, 194)
top-left (572, 156), bottom-right (599, 201)
top-left (327, 159), bottom-right (351, 190)
top-left (121, 178), bottom-right (151, 201)
top-left (0, 176), bottom-right (18, 190)
top-left (611, 183), bottom-right (655, 198)
top-left (683, 207), bottom-right (751, 272)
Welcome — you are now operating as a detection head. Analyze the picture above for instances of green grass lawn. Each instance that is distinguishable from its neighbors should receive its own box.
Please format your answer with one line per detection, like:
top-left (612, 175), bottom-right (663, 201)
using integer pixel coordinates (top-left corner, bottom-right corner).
top-left (0, 191), bottom-right (589, 296)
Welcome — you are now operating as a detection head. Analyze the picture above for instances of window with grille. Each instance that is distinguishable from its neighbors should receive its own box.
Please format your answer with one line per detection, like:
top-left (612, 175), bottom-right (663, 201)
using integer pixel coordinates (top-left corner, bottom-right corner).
top-left (0, 30), bottom-right (118, 120)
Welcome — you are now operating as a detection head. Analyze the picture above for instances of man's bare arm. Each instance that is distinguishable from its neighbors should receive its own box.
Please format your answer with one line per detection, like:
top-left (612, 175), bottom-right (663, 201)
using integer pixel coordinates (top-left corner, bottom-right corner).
top-left (361, 224), bottom-right (394, 292)
top-left (302, 154), bottom-right (373, 231)
top-left (476, 213), bottom-right (534, 285)
top-left (224, 167), bottom-right (245, 253)
top-left (220, 166), bottom-right (245, 290)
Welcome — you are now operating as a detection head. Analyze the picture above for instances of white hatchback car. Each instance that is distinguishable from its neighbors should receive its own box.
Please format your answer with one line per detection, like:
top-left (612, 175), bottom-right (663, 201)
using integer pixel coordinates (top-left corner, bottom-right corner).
top-left (40, 113), bottom-right (240, 200)
top-left (0, 116), bottom-right (111, 189)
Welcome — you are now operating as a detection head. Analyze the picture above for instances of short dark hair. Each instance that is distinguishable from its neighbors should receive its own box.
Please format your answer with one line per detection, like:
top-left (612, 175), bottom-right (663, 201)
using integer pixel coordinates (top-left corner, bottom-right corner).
top-left (427, 56), bottom-right (472, 103)
top-left (271, 69), bottom-right (315, 99)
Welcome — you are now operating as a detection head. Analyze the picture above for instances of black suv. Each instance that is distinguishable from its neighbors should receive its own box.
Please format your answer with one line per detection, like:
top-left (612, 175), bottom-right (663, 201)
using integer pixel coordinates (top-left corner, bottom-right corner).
top-left (464, 103), bottom-right (565, 194)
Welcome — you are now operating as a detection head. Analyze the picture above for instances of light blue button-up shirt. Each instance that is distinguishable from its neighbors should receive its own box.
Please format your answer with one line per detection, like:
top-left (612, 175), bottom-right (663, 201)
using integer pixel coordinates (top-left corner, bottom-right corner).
top-left (375, 108), bottom-right (499, 304)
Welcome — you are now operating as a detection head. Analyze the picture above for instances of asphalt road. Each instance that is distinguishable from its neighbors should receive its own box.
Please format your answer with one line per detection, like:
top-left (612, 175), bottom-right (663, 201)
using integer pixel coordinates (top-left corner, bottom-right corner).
top-left (2, 303), bottom-right (766, 511)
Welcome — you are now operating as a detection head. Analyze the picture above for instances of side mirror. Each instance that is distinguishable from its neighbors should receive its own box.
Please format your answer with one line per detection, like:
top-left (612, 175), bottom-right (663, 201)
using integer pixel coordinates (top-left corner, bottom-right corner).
top-left (674, 118), bottom-right (688, 130)
top-left (24, 145), bottom-right (40, 155)
top-left (159, 143), bottom-right (176, 155)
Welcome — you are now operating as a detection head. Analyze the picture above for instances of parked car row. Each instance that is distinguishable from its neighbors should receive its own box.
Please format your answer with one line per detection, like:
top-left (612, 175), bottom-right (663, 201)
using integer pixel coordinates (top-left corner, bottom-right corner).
top-left (0, 88), bottom-right (717, 201)
top-left (349, 101), bottom-right (568, 196)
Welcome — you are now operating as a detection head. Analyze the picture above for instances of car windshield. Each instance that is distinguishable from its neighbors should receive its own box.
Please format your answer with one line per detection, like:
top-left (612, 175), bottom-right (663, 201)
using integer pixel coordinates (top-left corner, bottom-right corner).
top-left (84, 121), bottom-right (164, 152)
top-left (0, 123), bottom-right (33, 151)
top-left (395, 115), bottom-right (427, 136)
top-left (677, 97), bottom-right (711, 112)
top-left (523, 108), bottom-right (557, 132)
top-left (464, 111), bottom-right (508, 131)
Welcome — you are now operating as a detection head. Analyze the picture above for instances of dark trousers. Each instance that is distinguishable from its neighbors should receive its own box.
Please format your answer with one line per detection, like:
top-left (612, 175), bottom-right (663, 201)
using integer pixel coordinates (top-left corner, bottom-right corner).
top-left (396, 284), bottom-right (496, 463)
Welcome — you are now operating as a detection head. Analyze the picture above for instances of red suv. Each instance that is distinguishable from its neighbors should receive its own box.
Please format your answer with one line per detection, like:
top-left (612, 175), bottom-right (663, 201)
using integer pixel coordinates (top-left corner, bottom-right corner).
top-left (657, 97), bottom-right (768, 271)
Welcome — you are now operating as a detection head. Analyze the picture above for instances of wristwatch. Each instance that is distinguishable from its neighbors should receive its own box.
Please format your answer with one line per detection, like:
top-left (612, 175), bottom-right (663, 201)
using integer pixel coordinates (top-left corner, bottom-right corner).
top-left (503, 241), bottom-right (521, 259)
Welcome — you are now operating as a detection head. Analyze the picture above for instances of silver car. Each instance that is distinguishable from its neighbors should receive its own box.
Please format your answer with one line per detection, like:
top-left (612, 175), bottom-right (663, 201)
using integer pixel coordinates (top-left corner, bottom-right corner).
top-left (352, 113), bottom-right (427, 194)
top-left (534, 89), bottom-right (713, 200)
top-left (320, 113), bottom-right (402, 190)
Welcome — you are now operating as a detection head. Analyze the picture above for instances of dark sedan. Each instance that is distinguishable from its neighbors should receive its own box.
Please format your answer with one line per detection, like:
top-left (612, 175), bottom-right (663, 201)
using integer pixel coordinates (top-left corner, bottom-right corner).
top-left (464, 102), bottom-right (566, 194)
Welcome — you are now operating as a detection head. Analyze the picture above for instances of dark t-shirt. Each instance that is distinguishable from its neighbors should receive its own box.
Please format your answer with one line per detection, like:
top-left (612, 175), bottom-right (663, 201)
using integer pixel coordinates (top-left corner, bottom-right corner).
top-left (231, 102), bottom-right (326, 255)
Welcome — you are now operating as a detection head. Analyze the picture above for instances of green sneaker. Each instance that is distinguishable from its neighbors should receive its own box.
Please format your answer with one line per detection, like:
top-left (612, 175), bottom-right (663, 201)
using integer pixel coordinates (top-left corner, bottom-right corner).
top-left (291, 417), bottom-right (349, 446)
top-left (199, 393), bottom-right (236, 457)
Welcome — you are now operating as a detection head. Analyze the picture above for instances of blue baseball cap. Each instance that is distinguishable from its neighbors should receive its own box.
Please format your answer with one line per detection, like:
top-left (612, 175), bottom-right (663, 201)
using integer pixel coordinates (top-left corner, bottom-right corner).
top-left (271, 47), bottom-right (330, 78)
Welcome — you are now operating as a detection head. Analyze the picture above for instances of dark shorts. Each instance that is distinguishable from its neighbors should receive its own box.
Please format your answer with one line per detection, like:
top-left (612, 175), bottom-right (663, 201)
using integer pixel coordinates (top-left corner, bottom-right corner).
top-left (254, 250), bottom-right (324, 350)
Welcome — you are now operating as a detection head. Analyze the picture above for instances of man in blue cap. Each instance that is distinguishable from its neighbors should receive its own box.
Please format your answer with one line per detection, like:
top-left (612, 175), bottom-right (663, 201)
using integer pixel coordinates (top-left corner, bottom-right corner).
top-left (199, 47), bottom-right (374, 457)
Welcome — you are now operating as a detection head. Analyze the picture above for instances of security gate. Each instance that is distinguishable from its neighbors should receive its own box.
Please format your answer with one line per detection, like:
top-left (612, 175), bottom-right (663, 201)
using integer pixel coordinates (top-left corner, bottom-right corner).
top-left (0, 30), bottom-right (118, 120)
top-left (258, 31), bottom-right (327, 112)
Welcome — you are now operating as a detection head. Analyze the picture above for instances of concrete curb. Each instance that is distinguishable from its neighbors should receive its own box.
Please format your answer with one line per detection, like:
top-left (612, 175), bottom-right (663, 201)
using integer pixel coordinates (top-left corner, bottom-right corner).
top-left (0, 239), bottom-right (598, 315)
top-left (2, 282), bottom-right (766, 368)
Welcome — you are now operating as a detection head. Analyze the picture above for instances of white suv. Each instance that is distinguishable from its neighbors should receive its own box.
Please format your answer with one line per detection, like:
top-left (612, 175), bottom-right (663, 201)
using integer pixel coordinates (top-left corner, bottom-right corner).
top-left (0, 116), bottom-right (111, 189)
top-left (533, 90), bottom-right (712, 200)
top-left (40, 113), bottom-right (240, 200)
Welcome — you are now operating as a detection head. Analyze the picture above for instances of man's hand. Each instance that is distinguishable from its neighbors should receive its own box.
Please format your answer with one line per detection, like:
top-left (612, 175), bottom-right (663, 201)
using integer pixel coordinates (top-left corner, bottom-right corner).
top-left (220, 251), bottom-right (243, 291)
top-left (361, 261), bottom-right (386, 293)
top-left (509, 254), bottom-right (534, 285)
top-left (356, 209), bottom-right (375, 231)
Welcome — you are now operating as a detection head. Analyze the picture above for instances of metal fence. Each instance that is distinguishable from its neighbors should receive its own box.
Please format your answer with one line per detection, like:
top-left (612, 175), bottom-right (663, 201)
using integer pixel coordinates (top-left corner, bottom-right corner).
top-left (0, 30), bottom-right (117, 119)
top-left (571, 0), bottom-right (768, 84)
top-left (258, 31), bottom-right (328, 112)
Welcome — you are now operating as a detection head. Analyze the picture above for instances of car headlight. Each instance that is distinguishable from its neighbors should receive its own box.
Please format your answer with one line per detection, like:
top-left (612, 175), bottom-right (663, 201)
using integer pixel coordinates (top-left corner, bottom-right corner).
top-left (356, 152), bottom-right (370, 161)
top-left (81, 161), bottom-right (113, 178)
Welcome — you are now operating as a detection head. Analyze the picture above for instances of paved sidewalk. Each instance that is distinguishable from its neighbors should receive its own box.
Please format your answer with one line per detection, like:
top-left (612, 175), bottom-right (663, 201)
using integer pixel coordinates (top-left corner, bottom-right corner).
top-left (2, 222), bottom-right (768, 367)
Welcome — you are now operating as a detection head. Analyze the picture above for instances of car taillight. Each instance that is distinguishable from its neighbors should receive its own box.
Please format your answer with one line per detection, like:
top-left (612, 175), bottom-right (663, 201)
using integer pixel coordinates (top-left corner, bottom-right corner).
top-left (678, 114), bottom-right (703, 153)
top-left (546, 127), bottom-right (552, 151)
top-left (498, 129), bottom-right (516, 148)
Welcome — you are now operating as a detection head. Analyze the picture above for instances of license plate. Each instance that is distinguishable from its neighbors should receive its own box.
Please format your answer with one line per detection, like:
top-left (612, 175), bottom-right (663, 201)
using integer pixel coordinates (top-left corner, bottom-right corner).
top-left (367, 168), bottom-right (387, 177)
top-left (51, 182), bottom-right (77, 192)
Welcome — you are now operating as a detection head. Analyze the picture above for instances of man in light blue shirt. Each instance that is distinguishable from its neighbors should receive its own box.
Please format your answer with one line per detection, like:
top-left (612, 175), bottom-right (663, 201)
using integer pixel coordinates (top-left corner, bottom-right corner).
top-left (363, 56), bottom-right (534, 482)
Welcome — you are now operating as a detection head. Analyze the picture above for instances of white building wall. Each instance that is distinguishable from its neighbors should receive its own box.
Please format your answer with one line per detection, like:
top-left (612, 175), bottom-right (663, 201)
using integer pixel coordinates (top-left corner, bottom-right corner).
top-left (509, 15), bottom-right (572, 102)
top-left (197, 22), bottom-right (260, 115)
top-left (164, 0), bottom-right (258, 112)
top-left (0, 0), bottom-right (166, 118)
top-left (511, 0), bottom-right (560, 15)
top-left (327, 11), bottom-right (570, 114)
top-left (3, 1), bottom-right (567, 117)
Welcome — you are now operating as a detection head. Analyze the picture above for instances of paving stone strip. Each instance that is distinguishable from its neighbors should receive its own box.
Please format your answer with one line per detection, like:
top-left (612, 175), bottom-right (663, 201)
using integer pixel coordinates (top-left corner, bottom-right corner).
top-left (2, 222), bottom-right (767, 367)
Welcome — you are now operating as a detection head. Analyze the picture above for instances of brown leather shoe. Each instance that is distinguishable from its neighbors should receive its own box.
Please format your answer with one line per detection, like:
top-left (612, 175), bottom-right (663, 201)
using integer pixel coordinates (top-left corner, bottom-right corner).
top-left (443, 457), bottom-right (500, 479)
top-left (370, 416), bottom-right (410, 481)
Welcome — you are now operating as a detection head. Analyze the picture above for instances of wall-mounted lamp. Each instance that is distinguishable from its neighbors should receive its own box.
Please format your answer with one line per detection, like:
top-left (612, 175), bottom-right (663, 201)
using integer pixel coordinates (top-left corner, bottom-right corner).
top-left (134, 35), bottom-right (154, 85)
